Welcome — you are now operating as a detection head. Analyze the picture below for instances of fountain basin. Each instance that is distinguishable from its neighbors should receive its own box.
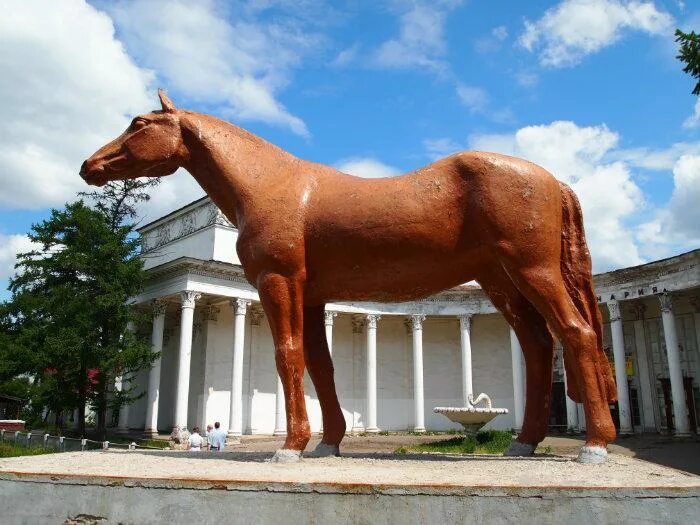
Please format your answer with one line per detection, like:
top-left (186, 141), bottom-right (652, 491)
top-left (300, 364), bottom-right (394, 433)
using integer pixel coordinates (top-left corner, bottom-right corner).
top-left (434, 406), bottom-right (508, 435)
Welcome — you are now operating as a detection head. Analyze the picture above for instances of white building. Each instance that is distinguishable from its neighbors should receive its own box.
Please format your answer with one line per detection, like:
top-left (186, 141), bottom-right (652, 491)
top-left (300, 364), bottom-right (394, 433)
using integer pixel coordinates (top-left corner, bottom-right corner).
top-left (119, 197), bottom-right (700, 438)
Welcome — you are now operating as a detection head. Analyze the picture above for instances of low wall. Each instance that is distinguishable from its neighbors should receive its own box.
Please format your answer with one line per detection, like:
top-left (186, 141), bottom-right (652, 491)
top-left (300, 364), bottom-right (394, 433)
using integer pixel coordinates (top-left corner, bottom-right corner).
top-left (1, 473), bottom-right (698, 525)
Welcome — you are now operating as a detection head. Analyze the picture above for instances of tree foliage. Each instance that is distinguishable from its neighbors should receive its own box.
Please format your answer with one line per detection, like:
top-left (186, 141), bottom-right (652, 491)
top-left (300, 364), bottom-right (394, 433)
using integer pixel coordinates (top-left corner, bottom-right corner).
top-left (676, 29), bottom-right (700, 96)
top-left (0, 180), bottom-right (159, 436)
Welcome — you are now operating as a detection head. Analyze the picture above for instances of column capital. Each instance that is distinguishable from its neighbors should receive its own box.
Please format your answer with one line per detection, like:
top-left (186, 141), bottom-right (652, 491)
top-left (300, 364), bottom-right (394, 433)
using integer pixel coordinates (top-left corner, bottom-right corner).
top-left (180, 290), bottom-right (201, 309)
top-left (458, 314), bottom-right (472, 330)
top-left (689, 296), bottom-right (700, 313)
top-left (151, 299), bottom-right (168, 317)
top-left (409, 314), bottom-right (426, 331)
top-left (231, 297), bottom-right (251, 315)
top-left (659, 292), bottom-right (674, 313)
top-left (324, 310), bottom-right (337, 326)
top-left (365, 314), bottom-right (381, 329)
top-left (351, 316), bottom-right (364, 334)
top-left (249, 305), bottom-right (264, 326)
top-left (607, 300), bottom-right (622, 322)
top-left (629, 303), bottom-right (646, 321)
top-left (202, 305), bottom-right (220, 322)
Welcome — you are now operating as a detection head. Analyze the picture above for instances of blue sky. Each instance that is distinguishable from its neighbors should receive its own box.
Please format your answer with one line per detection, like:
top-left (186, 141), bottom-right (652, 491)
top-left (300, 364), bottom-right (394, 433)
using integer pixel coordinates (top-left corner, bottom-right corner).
top-left (1, 0), bottom-right (699, 298)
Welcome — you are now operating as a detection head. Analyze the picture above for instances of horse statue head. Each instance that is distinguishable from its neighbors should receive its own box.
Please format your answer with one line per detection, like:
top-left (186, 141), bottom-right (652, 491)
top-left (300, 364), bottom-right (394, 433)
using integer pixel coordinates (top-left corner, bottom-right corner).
top-left (80, 90), bottom-right (183, 186)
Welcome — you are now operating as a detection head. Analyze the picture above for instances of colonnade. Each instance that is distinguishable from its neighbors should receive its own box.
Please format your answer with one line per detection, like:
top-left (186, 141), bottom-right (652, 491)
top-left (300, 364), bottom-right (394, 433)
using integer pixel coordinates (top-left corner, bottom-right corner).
top-left (139, 293), bottom-right (531, 436)
top-left (137, 290), bottom-right (694, 437)
top-left (606, 293), bottom-right (691, 436)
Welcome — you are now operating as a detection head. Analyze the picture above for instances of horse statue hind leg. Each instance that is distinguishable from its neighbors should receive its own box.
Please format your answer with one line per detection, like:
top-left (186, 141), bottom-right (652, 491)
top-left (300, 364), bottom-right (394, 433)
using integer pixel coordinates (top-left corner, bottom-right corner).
top-left (302, 304), bottom-right (346, 458)
top-left (478, 266), bottom-right (556, 457)
top-left (489, 183), bottom-right (617, 463)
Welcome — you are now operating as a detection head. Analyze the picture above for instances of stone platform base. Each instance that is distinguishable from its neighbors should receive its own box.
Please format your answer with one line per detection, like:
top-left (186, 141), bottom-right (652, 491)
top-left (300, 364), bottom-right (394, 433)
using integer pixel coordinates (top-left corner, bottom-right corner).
top-left (1, 451), bottom-right (698, 524)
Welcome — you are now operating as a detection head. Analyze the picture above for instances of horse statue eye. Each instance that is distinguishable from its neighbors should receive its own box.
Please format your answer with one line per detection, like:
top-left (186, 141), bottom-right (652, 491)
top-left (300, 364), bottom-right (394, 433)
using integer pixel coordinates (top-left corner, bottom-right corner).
top-left (131, 118), bottom-right (148, 129)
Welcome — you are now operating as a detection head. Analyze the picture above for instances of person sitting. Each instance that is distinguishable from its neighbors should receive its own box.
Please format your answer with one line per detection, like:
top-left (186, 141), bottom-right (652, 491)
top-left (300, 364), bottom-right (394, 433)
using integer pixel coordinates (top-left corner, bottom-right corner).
top-left (187, 427), bottom-right (204, 452)
top-left (209, 421), bottom-right (227, 452)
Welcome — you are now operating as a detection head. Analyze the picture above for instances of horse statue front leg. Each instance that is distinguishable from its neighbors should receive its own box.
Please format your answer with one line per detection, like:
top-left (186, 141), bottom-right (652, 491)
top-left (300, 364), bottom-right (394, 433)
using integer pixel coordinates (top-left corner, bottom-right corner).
top-left (257, 271), bottom-right (311, 463)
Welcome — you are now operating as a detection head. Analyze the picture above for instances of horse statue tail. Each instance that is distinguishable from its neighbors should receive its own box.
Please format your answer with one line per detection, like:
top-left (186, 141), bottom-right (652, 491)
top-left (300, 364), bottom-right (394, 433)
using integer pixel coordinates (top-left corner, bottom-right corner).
top-left (559, 182), bottom-right (617, 404)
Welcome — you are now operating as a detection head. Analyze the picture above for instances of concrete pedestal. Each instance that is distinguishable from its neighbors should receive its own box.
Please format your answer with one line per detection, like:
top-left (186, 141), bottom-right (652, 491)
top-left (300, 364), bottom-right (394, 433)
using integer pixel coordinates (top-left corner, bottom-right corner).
top-left (1, 450), bottom-right (698, 524)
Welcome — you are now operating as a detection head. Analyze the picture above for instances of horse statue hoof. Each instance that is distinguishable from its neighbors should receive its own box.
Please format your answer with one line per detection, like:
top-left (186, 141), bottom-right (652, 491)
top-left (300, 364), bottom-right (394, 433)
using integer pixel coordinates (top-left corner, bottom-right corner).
top-left (504, 441), bottom-right (536, 457)
top-left (305, 442), bottom-right (340, 458)
top-left (266, 449), bottom-right (302, 463)
top-left (577, 445), bottom-right (607, 464)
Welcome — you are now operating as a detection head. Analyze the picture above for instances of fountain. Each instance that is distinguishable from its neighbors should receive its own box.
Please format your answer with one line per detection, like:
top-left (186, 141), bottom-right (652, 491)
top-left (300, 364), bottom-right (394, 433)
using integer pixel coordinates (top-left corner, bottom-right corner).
top-left (434, 393), bottom-right (508, 436)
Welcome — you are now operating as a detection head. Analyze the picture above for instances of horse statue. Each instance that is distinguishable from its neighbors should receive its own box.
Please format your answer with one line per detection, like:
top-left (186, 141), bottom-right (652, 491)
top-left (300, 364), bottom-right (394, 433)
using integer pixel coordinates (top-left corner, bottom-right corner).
top-left (81, 90), bottom-right (617, 464)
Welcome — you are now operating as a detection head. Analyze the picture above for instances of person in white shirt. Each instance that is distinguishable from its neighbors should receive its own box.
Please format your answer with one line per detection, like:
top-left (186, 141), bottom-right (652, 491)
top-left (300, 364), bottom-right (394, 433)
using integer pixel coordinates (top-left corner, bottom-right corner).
top-left (188, 427), bottom-right (204, 452)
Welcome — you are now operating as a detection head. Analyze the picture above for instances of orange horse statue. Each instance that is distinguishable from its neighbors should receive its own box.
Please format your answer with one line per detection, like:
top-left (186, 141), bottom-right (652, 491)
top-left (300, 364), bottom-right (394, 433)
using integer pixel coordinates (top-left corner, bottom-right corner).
top-left (81, 91), bottom-right (617, 464)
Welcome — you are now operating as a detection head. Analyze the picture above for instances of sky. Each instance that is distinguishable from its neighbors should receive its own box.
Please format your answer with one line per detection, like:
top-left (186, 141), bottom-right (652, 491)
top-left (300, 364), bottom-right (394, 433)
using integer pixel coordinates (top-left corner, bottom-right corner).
top-left (0, 0), bottom-right (699, 298)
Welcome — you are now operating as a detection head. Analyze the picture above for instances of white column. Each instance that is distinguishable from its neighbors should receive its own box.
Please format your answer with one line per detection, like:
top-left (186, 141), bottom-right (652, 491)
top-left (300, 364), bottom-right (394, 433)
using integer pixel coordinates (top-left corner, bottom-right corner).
top-left (410, 314), bottom-right (426, 432)
top-left (577, 404), bottom-right (587, 432)
top-left (246, 308), bottom-right (262, 435)
top-left (198, 305), bottom-right (220, 431)
top-left (117, 322), bottom-right (136, 433)
top-left (631, 304), bottom-right (656, 432)
top-left (351, 317), bottom-right (365, 432)
top-left (228, 298), bottom-right (249, 439)
top-left (692, 298), bottom-right (700, 382)
top-left (509, 328), bottom-right (525, 432)
top-left (607, 300), bottom-right (633, 434)
top-left (174, 291), bottom-right (200, 434)
top-left (273, 376), bottom-right (287, 436)
top-left (144, 300), bottom-right (167, 437)
top-left (659, 293), bottom-right (690, 437)
top-left (115, 374), bottom-right (128, 433)
top-left (459, 314), bottom-right (474, 406)
top-left (365, 314), bottom-right (380, 433)
top-left (324, 310), bottom-right (337, 356)
top-left (561, 350), bottom-right (579, 433)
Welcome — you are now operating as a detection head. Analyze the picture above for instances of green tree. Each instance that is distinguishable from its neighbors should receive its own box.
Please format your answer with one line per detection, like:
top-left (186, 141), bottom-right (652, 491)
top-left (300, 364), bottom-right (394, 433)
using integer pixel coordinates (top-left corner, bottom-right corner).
top-left (676, 29), bottom-right (700, 95)
top-left (1, 180), bottom-right (159, 436)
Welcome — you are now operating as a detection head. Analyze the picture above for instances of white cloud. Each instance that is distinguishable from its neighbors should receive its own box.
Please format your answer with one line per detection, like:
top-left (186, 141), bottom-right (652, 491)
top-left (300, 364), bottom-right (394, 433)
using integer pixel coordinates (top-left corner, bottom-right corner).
top-left (456, 84), bottom-right (489, 112)
top-left (519, 0), bottom-right (674, 67)
top-left (0, 0), bottom-right (153, 209)
top-left (515, 71), bottom-right (539, 88)
top-left (493, 26), bottom-right (509, 41)
top-left (423, 138), bottom-right (462, 160)
top-left (106, 0), bottom-right (320, 137)
top-left (0, 234), bottom-right (41, 285)
top-left (335, 158), bottom-right (401, 178)
top-left (667, 155), bottom-right (700, 240)
top-left (475, 25), bottom-right (509, 53)
top-left (639, 155), bottom-right (700, 249)
top-left (372, 1), bottom-right (463, 72)
top-left (456, 84), bottom-right (516, 123)
top-left (470, 121), bottom-right (645, 271)
top-left (135, 169), bottom-right (206, 226)
top-left (613, 141), bottom-right (700, 170)
top-left (331, 44), bottom-right (361, 67)
top-left (683, 98), bottom-right (700, 128)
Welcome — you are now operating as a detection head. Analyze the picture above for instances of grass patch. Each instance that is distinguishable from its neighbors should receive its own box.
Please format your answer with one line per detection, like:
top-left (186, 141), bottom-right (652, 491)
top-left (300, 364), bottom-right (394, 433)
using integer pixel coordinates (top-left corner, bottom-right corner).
top-left (395, 430), bottom-right (513, 455)
top-left (138, 439), bottom-right (169, 449)
top-left (0, 442), bottom-right (55, 458)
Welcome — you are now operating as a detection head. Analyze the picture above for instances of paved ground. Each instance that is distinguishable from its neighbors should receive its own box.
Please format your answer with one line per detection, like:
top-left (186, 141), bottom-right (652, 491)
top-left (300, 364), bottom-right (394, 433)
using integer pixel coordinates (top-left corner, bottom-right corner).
top-left (2, 447), bottom-right (699, 488)
top-left (183, 432), bottom-right (700, 475)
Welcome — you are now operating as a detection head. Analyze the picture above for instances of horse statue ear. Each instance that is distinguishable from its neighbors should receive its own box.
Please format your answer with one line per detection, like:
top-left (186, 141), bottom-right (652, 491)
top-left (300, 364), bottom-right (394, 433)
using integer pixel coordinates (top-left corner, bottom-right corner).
top-left (158, 89), bottom-right (177, 113)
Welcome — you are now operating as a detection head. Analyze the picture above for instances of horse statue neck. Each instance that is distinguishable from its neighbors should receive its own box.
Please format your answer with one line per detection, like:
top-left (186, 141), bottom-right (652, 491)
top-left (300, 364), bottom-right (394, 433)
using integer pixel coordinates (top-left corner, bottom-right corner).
top-left (178, 112), bottom-right (297, 228)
